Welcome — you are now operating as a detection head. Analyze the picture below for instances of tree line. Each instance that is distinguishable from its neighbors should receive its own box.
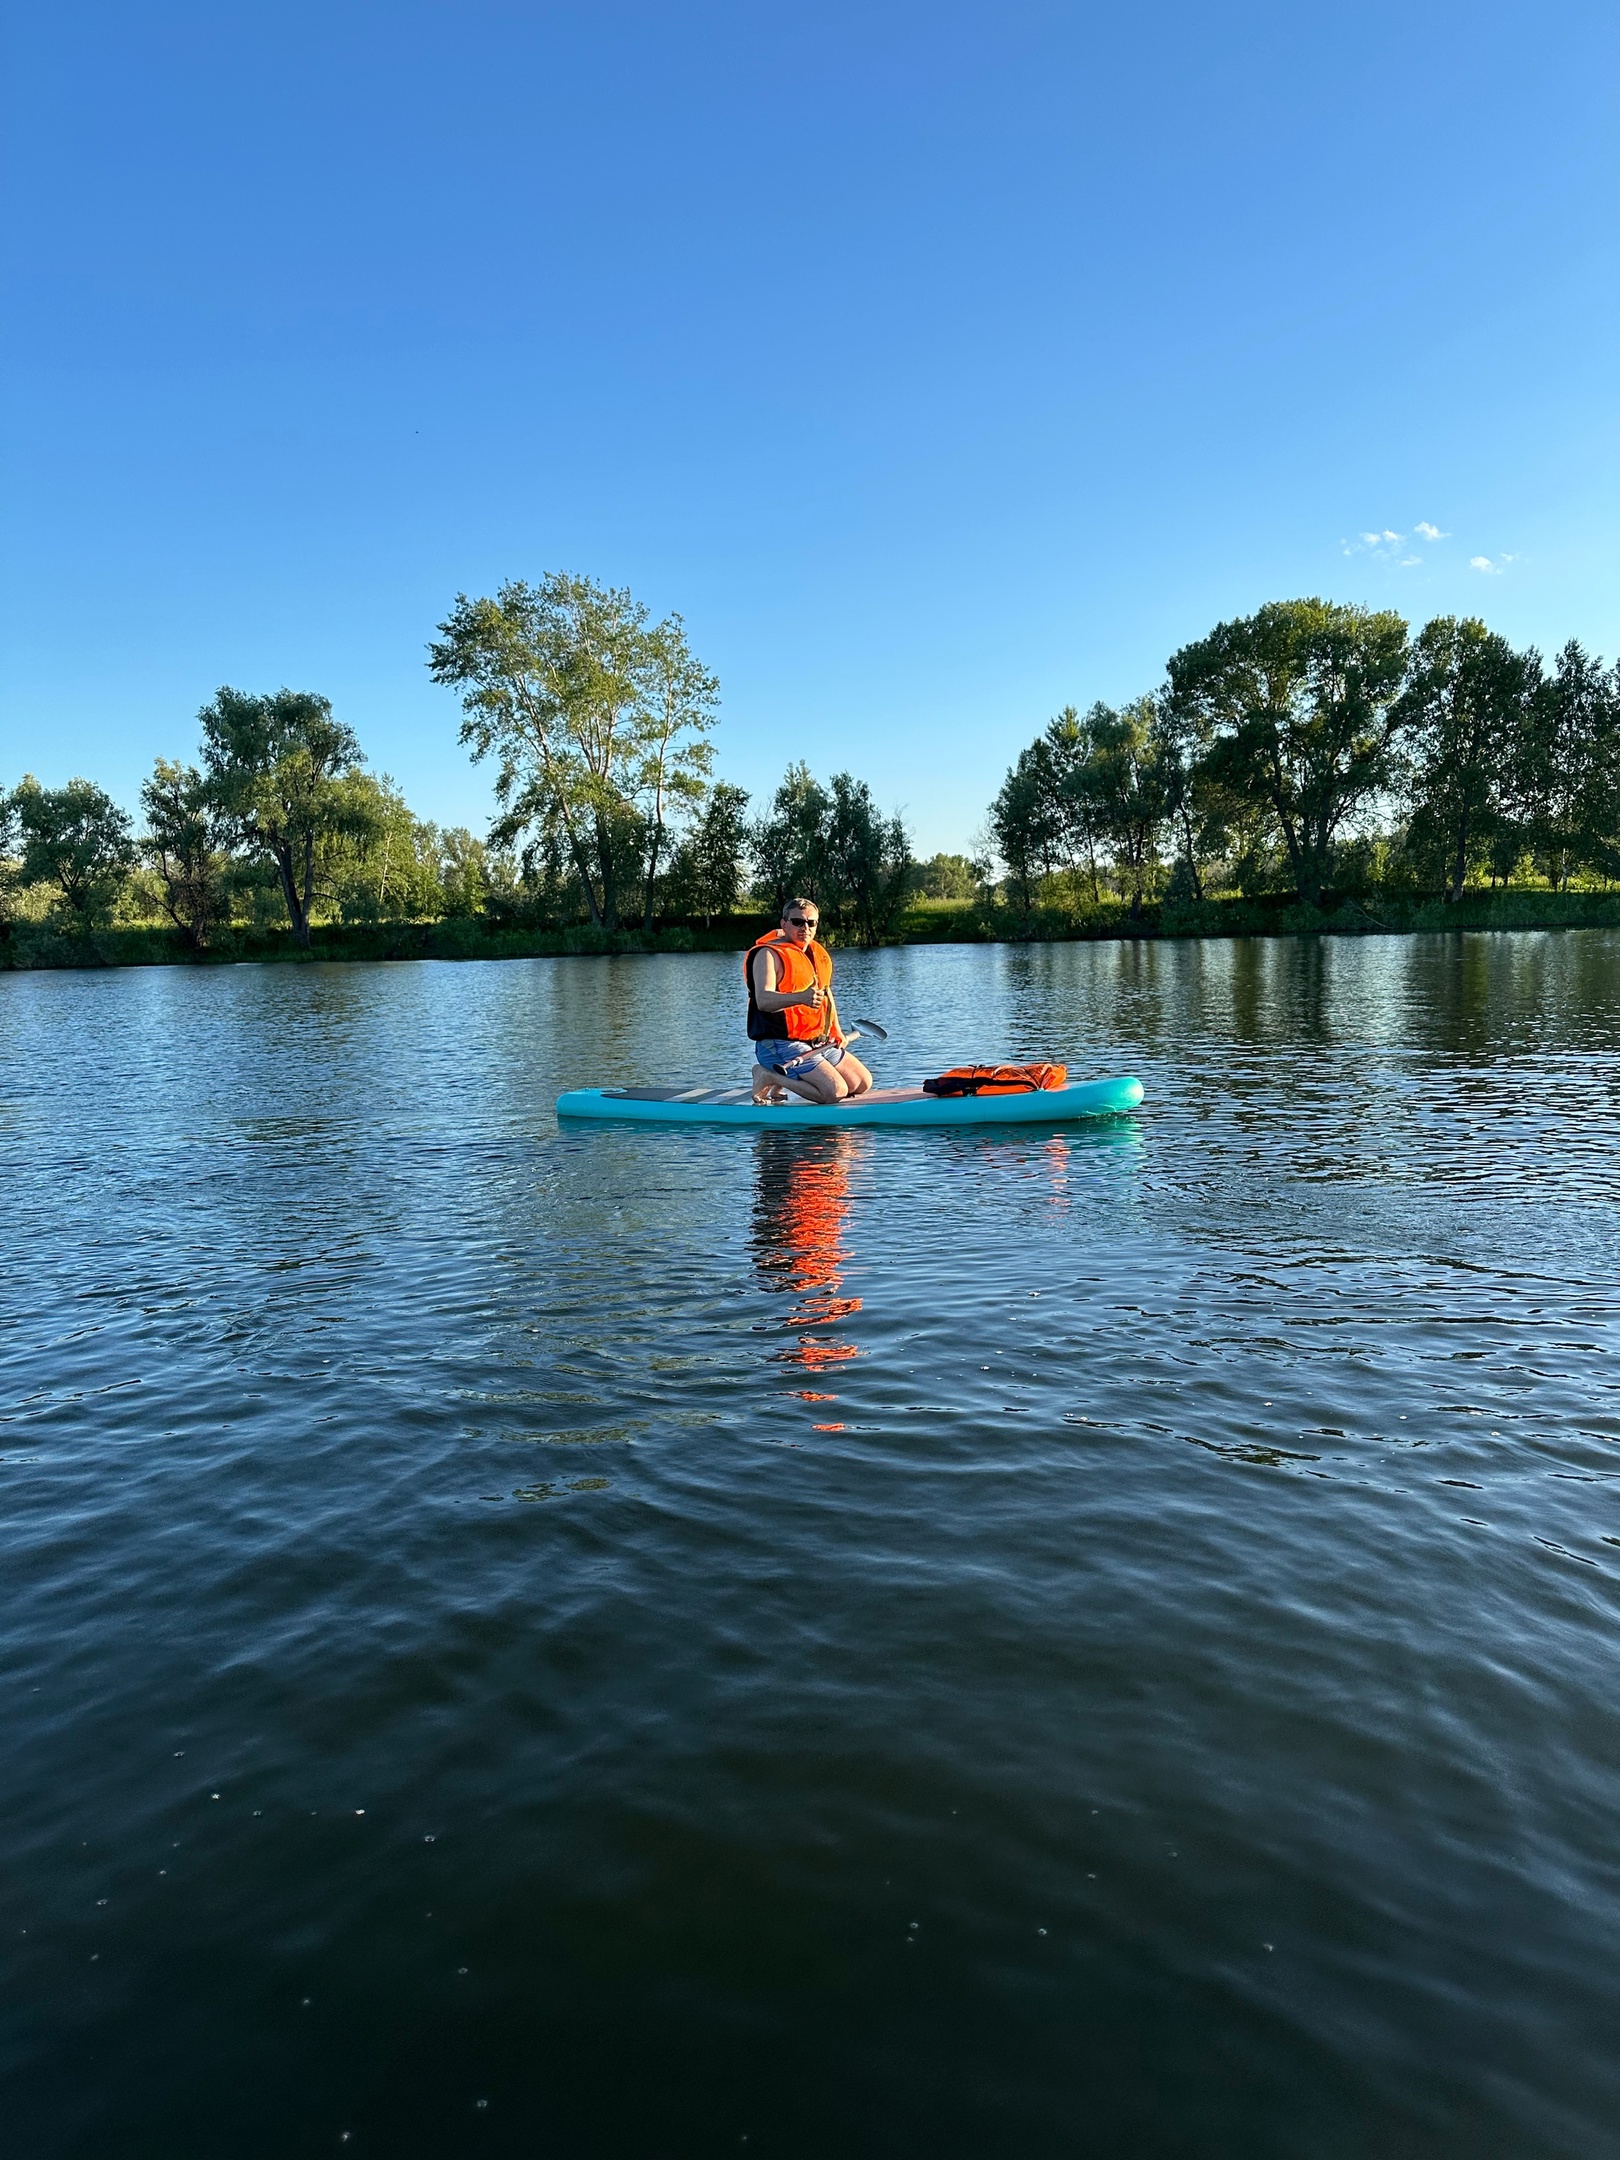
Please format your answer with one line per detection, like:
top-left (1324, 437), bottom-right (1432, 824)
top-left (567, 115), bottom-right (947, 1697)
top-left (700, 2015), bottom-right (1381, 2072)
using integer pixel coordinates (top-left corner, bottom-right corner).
top-left (9, 584), bottom-right (1616, 957)
top-left (2, 695), bottom-right (493, 952)
top-left (990, 598), bottom-right (1620, 916)
top-left (1, 571), bottom-right (917, 951)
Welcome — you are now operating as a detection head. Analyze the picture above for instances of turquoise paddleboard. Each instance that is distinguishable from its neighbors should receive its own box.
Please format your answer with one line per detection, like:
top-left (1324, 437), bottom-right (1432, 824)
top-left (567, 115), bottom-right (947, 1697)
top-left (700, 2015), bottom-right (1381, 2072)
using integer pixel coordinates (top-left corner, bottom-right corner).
top-left (555, 1074), bottom-right (1144, 1128)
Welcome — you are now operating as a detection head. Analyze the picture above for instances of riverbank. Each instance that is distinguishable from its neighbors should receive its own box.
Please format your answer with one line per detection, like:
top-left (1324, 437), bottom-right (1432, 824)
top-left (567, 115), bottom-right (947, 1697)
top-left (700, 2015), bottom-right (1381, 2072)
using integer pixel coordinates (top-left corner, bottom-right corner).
top-left (4, 887), bottom-right (1619, 968)
top-left (905, 887), bottom-right (1620, 943)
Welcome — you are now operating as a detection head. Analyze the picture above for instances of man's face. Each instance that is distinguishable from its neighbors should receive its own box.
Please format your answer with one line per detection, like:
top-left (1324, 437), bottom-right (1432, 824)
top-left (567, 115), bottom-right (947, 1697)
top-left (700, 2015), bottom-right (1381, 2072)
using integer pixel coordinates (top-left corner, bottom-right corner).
top-left (782, 907), bottom-right (818, 947)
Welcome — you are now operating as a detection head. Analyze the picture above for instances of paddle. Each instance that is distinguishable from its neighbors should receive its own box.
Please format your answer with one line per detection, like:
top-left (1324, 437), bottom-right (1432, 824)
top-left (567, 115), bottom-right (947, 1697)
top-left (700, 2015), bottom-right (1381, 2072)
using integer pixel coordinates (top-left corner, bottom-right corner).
top-left (751, 1013), bottom-right (889, 1103)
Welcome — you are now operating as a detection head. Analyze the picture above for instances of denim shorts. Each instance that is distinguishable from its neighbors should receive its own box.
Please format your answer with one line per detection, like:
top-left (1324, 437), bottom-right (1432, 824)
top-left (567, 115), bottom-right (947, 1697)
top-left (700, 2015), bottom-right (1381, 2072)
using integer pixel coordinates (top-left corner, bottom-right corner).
top-left (752, 1037), bottom-right (845, 1076)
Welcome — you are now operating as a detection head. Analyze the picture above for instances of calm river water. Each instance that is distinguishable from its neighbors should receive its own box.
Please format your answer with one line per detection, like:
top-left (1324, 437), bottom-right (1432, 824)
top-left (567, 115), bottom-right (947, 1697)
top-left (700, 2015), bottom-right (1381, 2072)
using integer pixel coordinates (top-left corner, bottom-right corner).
top-left (4, 935), bottom-right (1620, 2157)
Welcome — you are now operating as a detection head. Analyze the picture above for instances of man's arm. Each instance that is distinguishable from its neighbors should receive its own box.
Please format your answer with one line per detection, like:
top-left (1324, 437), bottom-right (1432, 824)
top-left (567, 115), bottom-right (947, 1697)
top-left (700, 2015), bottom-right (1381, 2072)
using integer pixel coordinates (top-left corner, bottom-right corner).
top-left (751, 946), bottom-right (824, 1015)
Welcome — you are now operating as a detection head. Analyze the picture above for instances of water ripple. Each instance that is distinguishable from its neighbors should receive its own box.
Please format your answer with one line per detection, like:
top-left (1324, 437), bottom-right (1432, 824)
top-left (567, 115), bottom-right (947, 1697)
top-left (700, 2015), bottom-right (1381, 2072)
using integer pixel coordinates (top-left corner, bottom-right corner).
top-left (3, 935), bottom-right (1620, 2157)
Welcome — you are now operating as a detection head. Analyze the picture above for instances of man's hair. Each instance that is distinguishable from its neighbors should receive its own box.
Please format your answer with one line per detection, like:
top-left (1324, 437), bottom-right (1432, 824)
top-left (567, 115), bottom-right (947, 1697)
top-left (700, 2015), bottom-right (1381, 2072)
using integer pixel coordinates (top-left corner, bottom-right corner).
top-left (782, 896), bottom-right (819, 919)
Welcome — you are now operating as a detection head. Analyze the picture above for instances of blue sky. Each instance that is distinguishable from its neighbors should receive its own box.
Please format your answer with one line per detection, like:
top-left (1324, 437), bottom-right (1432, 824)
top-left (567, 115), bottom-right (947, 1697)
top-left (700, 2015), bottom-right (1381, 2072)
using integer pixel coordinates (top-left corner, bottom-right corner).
top-left (3, 0), bottom-right (1616, 854)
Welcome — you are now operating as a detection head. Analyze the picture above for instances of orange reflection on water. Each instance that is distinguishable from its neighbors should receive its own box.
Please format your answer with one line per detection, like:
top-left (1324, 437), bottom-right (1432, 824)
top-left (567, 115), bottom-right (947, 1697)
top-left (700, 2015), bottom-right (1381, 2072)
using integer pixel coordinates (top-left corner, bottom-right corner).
top-left (1042, 1132), bottom-right (1072, 1212)
top-left (751, 1132), bottom-right (864, 1376)
top-left (791, 1338), bottom-right (860, 1370)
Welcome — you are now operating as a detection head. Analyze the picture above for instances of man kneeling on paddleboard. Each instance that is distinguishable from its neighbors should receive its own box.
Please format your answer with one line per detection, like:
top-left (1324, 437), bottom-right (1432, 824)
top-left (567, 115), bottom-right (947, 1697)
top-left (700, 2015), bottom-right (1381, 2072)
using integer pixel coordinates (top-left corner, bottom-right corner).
top-left (746, 899), bottom-right (875, 1105)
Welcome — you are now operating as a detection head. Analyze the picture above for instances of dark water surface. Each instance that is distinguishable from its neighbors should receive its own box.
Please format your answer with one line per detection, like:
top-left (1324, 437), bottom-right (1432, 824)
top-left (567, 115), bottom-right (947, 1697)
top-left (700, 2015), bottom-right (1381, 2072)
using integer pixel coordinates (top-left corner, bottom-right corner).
top-left (5, 935), bottom-right (1620, 2158)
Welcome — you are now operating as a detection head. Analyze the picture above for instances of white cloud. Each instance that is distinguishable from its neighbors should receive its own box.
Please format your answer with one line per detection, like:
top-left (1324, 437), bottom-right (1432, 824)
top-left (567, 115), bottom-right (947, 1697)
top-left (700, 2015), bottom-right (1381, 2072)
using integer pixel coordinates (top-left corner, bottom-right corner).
top-left (1347, 523), bottom-right (1509, 572)
top-left (1345, 527), bottom-right (1427, 566)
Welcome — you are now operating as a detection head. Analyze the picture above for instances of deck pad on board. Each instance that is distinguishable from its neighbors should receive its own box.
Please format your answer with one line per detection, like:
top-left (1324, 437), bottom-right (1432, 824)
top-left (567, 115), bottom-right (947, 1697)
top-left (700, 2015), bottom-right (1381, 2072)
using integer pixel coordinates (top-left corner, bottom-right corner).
top-left (605, 1084), bottom-right (932, 1107)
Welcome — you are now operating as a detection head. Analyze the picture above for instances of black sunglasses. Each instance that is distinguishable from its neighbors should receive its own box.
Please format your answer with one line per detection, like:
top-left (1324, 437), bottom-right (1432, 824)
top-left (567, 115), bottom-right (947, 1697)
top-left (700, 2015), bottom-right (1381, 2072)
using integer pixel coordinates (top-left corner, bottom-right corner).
top-left (785, 915), bottom-right (817, 927)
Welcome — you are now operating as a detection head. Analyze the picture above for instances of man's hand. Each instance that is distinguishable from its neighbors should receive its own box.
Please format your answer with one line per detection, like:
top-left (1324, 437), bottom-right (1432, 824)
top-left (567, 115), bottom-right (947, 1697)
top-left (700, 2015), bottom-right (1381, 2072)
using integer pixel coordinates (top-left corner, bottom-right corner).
top-left (799, 982), bottom-right (825, 1010)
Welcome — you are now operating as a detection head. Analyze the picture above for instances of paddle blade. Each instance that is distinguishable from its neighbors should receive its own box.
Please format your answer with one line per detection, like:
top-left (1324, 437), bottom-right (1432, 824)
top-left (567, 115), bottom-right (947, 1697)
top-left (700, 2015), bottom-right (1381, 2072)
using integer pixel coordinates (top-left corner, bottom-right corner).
top-left (852, 1015), bottom-right (889, 1040)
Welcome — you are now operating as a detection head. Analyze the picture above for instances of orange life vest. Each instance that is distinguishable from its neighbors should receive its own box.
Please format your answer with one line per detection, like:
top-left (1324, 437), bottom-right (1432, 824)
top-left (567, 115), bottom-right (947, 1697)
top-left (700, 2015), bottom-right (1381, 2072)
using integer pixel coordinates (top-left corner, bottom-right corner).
top-left (922, 1062), bottom-right (1068, 1096)
top-left (745, 930), bottom-right (834, 1042)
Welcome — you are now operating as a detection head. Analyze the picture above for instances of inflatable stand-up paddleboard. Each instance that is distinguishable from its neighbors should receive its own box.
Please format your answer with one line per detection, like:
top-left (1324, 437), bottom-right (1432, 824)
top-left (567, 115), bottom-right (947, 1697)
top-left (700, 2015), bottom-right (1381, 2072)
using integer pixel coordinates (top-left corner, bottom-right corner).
top-left (555, 1074), bottom-right (1144, 1128)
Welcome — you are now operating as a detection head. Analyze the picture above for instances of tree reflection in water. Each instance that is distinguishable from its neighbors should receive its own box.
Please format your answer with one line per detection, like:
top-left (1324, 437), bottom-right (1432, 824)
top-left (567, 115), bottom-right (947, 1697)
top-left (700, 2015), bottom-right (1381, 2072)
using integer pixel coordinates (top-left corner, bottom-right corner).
top-left (751, 1132), bottom-right (864, 1417)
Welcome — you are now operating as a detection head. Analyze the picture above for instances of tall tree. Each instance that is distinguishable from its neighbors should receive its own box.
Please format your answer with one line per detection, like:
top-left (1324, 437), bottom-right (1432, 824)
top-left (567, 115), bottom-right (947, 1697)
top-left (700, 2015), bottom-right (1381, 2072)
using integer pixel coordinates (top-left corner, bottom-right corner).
top-left (1041, 707), bottom-right (1106, 897)
top-left (633, 614), bottom-right (719, 929)
top-left (0, 789), bottom-right (18, 919)
top-left (1152, 694), bottom-right (1242, 902)
top-left (668, 781), bottom-right (751, 923)
top-left (990, 706), bottom-right (1115, 913)
top-left (1069, 697), bottom-right (1170, 912)
top-left (752, 763), bottom-right (832, 912)
top-left (319, 774), bottom-right (447, 923)
top-left (750, 766), bottom-right (910, 944)
top-left (9, 776), bottom-right (137, 926)
top-left (1167, 598), bottom-right (1409, 907)
top-left (429, 575), bottom-right (641, 927)
top-left (992, 702), bottom-right (1170, 911)
top-left (821, 772), bottom-right (912, 946)
top-left (429, 573), bottom-right (720, 931)
top-left (140, 758), bottom-right (230, 947)
top-left (989, 739), bottom-right (1066, 916)
top-left (1396, 617), bottom-right (1529, 902)
top-left (198, 688), bottom-right (372, 946)
top-left (1512, 641), bottom-right (1619, 890)
top-left (436, 827), bottom-right (491, 918)
top-left (1573, 655), bottom-right (1620, 883)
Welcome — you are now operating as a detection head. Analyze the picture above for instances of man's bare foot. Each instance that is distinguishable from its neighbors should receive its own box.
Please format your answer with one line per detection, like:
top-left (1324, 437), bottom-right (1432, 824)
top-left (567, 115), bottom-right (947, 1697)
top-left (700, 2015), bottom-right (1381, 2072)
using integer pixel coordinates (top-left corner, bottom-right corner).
top-left (751, 1063), bottom-right (788, 1105)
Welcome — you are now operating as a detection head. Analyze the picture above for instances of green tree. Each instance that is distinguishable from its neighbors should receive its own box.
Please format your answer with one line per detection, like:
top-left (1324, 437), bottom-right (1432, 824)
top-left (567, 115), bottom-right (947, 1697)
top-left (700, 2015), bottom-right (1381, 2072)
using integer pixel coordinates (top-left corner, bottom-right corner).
top-left (992, 701), bottom-right (1169, 912)
top-left (914, 852), bottom-right (982, 900)
top-left (821, 772), bottom-right (912, 945)
top-left (480, 820), bottom-right (591, 926)
top-left (1069, 696), bottom-right (1170, 912)
top-left (1153, 695), bottom-right (1237, 902)
top-left (140, 758), bottom-right (231, 948)
top-left (0, 789), bottom-right (18, 921)
top-left (634, 615), bottom-right (719, 929)
top-left (1041, 707), bottom-right (1105, 898)
top-left (436, 827), bottom-right (490, 917)
top-left (1512, 641), bottom-right (1620, 889)
top-left (752, 763), bottom-right (832, 911)
top-left (1167, 598), bottom-right (1410, 907)
top-left (429, 573), bottom-right (720, 931)
top-left (666, 780), bottom-right (751, 923)
top-left (1574, 657), bottom-right (1620, 883)
top-left (989, 738), bottom-right (1068, 916)
top-left (1396, 617), bottom-right (1529, 902)
top-left (319, 774), bottom-right (445, 923)
top-left (9, 775), bottom-right (137, 927)
top-left (198, 688), bottom-right (373, 946)
top-left (751, 766), bottom-right (910, 944)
